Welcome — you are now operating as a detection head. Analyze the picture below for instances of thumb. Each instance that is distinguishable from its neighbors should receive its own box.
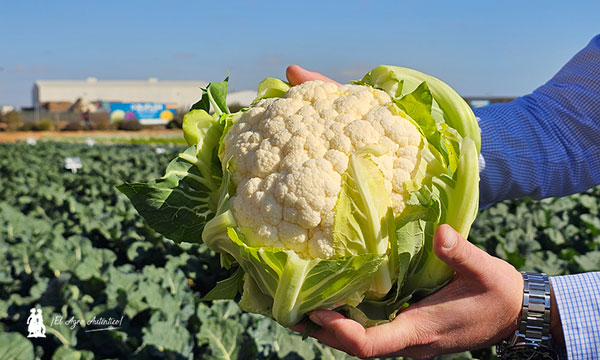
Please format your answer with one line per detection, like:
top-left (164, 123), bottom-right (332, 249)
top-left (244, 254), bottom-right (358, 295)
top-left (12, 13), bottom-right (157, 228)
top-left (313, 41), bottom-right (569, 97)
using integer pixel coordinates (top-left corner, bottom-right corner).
top-left (433, 224), bottom-right (491, 278)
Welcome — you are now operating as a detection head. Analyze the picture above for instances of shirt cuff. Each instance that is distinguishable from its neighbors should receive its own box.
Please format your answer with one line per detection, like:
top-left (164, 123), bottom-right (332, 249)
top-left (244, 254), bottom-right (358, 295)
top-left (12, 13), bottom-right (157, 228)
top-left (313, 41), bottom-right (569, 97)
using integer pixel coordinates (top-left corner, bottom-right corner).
top-left (550, 272), bottom-right (600, 359)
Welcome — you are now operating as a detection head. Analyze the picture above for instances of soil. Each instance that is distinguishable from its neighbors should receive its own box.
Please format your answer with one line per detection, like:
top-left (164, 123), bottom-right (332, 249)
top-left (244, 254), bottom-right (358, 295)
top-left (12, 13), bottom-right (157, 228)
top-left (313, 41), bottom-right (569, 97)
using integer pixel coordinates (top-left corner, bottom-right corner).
top-left (0, 129), bottom-right (182, 143)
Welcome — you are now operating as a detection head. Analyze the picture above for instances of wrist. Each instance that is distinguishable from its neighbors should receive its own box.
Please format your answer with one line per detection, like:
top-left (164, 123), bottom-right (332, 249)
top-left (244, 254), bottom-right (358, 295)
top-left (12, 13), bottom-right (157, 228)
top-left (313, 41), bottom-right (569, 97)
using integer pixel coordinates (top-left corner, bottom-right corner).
top-left (507, 269), bottom-right (524, 337)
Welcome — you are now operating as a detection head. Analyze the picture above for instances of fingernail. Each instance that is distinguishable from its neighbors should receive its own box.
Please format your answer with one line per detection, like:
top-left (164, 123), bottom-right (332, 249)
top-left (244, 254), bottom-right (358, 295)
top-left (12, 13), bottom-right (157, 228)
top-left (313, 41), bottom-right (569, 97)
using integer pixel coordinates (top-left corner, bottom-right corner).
top-left (309, 312), bottom-right (323, 326)
top-left (442, 229), bottom-right (457, 250)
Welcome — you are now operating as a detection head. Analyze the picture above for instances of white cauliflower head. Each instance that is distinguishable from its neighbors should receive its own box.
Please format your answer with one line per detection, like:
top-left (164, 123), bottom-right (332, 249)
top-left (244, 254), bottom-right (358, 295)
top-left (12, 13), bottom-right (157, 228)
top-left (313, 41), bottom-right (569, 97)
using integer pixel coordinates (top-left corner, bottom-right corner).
top-left (221, 80), bottom-right (423, 258)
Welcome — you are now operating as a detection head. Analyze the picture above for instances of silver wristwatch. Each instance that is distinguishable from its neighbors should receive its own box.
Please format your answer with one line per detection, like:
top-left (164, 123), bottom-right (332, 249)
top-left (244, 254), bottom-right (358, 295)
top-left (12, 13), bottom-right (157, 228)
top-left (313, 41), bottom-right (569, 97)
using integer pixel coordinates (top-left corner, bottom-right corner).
top-left (497, 272), bottom-right (557, 359)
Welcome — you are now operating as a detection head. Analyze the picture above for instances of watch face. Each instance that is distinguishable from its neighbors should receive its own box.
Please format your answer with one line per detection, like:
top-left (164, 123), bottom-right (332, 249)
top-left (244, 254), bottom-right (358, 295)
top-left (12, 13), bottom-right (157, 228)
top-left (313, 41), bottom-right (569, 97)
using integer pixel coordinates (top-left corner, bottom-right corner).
top-left (501, 344), bottom-right (557, 360)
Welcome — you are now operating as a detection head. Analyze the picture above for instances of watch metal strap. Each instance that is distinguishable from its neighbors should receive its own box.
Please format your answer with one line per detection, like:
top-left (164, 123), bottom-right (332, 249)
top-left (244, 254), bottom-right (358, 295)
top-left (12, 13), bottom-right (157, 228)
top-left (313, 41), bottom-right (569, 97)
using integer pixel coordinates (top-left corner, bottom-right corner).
top-left (497, 272), bottom-right (557, 359)
top-left (519, 272), bottom-right (552, 344)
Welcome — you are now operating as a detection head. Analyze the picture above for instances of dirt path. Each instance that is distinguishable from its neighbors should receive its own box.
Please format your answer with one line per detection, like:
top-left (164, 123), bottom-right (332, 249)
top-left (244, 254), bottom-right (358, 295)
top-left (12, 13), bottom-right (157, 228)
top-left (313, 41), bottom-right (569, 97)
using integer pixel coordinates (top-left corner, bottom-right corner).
top-left (0, 129), bottom-right (182, 143)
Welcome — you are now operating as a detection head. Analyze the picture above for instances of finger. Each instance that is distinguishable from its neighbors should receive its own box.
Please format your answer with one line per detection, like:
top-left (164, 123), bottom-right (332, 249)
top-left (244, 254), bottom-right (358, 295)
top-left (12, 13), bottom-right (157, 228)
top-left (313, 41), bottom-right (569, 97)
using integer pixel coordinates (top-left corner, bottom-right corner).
top-left (289, 318), bottom-right (347, 352)
top-left (433, 224), bottom-right (492, 278)
top-left (286, 65), bottom-right (340, 86)
top-left (310, 310), bottom-right (413, 358)
top-left (309, 310), bottom-right (371, 356)
top-left (289, 323), bottom-right (305, 333)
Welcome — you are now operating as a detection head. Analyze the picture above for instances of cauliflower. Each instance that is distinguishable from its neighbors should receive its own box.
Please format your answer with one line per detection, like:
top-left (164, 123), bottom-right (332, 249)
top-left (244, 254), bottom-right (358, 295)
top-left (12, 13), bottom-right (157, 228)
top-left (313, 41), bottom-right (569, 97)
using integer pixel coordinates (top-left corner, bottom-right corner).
top-left (222, 80), bottom-right (423, 259)
top-left (119, 65), bottom-right (481, 327)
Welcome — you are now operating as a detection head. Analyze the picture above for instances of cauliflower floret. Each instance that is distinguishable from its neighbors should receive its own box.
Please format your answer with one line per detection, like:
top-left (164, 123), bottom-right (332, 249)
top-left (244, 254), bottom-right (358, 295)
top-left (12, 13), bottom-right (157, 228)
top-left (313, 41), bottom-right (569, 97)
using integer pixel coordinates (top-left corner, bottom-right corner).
top-left (221, 80), bottom-right (422, 259)
top-left (307, 229), bottom-right (334, 259)
top-left (344, 120), bottom-right (380, 149)
top-left (324, 149), bottom-right (349, 174)
top-left (278, 222), bottom-right (308, 254)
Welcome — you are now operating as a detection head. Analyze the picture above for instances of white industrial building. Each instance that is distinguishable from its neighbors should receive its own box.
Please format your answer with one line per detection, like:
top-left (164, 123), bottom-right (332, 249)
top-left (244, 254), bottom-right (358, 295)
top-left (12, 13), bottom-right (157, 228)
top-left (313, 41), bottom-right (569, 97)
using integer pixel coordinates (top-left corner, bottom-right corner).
top-left (32, 77), bottom-right (256, 110)
top-left (226, 90), bottom-right (258, 108)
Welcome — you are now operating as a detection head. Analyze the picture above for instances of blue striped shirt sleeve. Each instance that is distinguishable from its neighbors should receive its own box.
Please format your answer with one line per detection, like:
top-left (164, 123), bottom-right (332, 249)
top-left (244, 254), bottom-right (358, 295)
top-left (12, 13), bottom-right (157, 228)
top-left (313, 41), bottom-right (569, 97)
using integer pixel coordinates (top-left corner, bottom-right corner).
top-left (473, 34), bottom-right (600, 209)
top-left (550, 273), bottom-right (600, 359)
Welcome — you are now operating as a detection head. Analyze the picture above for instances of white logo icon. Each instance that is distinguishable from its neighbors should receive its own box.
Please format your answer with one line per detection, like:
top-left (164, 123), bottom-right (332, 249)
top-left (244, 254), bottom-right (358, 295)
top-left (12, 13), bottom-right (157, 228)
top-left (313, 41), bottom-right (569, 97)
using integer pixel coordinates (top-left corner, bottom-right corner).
top-left (27, 308), bottom-right (46, 338)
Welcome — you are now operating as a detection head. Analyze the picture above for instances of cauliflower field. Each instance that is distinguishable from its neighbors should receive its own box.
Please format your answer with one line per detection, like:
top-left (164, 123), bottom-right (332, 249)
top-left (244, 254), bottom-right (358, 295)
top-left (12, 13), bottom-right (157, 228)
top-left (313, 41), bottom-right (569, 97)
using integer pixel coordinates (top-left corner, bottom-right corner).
top-left (1, 141), bottom-right (599, 359)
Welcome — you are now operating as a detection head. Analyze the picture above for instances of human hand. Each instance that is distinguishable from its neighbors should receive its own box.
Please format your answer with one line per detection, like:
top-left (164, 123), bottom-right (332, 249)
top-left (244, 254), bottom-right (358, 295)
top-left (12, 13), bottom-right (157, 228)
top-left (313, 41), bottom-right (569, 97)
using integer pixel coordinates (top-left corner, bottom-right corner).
top-left (292, 224), bottom-right (527, 359)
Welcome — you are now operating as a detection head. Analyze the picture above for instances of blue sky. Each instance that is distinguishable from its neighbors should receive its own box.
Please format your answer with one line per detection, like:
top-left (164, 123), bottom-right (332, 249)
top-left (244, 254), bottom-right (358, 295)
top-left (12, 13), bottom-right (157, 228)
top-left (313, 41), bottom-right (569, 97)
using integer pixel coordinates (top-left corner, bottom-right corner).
top-left (1, 0), bottom-right (598, 107)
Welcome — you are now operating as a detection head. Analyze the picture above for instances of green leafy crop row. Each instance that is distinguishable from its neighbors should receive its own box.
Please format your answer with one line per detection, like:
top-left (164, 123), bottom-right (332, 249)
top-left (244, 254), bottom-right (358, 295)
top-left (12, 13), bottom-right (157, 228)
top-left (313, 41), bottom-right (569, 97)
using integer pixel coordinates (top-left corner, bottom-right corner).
top-left (0, 142), bottom-right (598, 359)
top-left (0, 142), bottom-right (357, 360)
